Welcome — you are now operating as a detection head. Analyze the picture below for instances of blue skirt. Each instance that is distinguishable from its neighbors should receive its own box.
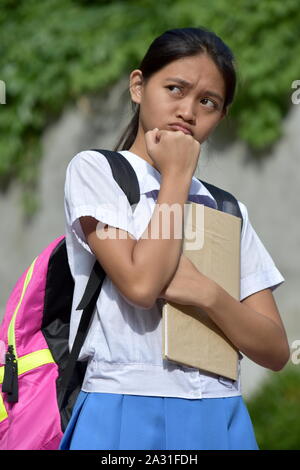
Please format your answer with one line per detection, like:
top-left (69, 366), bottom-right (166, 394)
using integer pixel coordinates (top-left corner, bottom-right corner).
top-left (59, 391), bottom-right (259, 450)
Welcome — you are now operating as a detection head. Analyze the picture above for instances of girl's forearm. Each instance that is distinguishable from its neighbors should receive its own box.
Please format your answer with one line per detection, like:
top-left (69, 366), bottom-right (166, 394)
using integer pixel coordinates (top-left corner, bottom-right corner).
top-left (132, 173), bottom-right (192, 307)
top-left (189, 273), bottom-right (290, 371)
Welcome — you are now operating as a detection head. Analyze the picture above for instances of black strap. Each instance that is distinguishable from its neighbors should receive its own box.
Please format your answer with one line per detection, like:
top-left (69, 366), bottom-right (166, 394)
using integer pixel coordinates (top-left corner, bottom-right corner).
top-left (93, 149), bottom-right (141, 214)
top-left (198, 179), bottom-right (243, 232)
top-left (57, 282), bottom-right (102, 410)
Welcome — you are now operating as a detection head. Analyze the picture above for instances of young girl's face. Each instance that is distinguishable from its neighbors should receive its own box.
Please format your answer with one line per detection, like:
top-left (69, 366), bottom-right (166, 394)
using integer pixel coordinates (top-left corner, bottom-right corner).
top-left (130, 53), bottom-right (227, 145)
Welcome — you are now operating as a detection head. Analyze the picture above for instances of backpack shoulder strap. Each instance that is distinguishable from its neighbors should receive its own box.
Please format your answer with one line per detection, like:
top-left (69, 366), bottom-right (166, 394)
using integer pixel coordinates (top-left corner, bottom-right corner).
top-left (198, 178), bottom-right (243, 233)
top-left (91, 149), bottom-right (140, 207)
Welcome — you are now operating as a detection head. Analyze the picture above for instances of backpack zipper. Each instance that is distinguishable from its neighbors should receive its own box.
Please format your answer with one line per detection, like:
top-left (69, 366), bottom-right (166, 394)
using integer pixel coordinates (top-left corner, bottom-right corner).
top-left (2, 345), bottom-right (18, 402)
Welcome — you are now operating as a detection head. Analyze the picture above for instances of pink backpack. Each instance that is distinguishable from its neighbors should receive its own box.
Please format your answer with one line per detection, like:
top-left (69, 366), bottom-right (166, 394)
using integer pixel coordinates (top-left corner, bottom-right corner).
top-left (0, 150), bottom-right (141, 450)
top-left (0, 237), bottom-right (65, 450)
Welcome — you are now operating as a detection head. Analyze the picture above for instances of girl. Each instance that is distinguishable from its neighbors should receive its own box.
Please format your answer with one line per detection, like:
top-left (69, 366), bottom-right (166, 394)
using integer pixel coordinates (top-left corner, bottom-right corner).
top-left (59, 27), bottom-right (290, 450)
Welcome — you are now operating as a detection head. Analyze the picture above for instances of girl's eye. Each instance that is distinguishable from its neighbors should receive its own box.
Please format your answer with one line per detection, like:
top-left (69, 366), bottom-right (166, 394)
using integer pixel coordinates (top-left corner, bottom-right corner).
top-left (201, 98), bottom-right (218, 109)
top-left (167, 85), bottom-right (182, 93)
top-left (167, 86), bottom-right (219, 109)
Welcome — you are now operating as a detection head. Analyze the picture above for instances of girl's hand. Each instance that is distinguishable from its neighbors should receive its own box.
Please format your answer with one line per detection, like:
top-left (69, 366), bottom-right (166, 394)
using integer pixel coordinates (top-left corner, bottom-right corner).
top-left (158, 253), bottom-right (217, 308)
top-left (158, 253), bottom-right (210, 307)
top-left (145, 128), bottom-right (200, 179)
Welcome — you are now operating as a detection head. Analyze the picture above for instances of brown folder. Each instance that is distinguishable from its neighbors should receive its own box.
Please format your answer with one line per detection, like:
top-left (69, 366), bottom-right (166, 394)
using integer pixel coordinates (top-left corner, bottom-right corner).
top-left (162, 202), bottom-right (241, 381)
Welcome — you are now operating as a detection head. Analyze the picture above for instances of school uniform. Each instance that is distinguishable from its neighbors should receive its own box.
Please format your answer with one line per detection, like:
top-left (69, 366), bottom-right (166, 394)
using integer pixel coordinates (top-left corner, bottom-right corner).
top-left (59, 149), bottom-right (285, 450)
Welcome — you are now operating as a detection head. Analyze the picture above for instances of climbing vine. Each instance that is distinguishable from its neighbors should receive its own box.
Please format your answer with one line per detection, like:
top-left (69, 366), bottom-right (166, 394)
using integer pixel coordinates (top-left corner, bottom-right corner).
top-left (0, 0), bottom-right (299, 217)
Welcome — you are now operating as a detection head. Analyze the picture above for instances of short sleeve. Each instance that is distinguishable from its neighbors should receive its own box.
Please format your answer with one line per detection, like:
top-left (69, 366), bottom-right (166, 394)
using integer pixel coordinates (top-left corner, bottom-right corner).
top-left (64, 150), bottom-right (137, 254)
top-left (238, 200), bottom-right (285, 301)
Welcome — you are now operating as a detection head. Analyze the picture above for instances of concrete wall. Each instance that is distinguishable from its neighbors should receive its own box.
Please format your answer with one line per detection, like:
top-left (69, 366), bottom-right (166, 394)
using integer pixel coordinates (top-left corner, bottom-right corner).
top-left (1, 77), bottom-right (299, 399)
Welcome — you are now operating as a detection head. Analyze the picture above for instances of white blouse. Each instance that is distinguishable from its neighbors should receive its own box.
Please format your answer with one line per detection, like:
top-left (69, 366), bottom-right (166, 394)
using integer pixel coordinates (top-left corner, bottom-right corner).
top-left (64, 149), bottom-right (285, 399)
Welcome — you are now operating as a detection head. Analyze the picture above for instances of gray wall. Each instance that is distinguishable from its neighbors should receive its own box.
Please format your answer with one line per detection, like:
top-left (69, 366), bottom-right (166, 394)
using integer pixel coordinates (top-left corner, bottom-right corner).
top-left (1, 77), bottom-right (299, 398)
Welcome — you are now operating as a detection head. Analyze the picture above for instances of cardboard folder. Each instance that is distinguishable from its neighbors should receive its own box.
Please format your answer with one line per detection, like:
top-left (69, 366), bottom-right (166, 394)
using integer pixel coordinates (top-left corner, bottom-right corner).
top-left (162, 202), bottom-right (241, 381)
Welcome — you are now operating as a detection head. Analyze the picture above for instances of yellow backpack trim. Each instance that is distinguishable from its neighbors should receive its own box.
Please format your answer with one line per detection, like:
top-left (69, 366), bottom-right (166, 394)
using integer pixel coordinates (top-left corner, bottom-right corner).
top-left (0, 348), bottom-right (55, 423)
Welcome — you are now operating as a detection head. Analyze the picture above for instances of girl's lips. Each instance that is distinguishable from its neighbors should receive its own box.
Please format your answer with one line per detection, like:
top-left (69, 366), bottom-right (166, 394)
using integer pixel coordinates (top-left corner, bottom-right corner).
top-left (168, 124), bottom-right (193, 135)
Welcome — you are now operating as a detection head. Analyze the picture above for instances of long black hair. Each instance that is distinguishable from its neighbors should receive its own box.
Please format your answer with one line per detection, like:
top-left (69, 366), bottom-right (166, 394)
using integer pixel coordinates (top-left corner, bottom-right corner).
top-left (113, 26), bottom-right (237, 151)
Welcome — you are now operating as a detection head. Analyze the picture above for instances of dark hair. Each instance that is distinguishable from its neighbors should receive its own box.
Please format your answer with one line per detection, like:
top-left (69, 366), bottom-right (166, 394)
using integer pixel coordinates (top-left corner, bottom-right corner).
top-left (113, 26), bottom-right (237, 151)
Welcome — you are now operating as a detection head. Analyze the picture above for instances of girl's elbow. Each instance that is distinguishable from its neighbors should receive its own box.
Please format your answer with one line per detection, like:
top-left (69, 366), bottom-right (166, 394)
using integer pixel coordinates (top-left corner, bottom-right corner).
top-left (121, 283), bottom-right (155, 310)
top-left (270, 344), bottom-right (291, 372)
top-left (133, 286), bottom-right (156, 310)
top-left (128, 273), bottom-right (159, 309)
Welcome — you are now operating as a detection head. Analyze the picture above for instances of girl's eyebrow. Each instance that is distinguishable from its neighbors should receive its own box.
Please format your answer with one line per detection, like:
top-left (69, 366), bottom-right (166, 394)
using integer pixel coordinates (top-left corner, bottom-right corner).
top-left (164, 77), bottom-right (224, 103)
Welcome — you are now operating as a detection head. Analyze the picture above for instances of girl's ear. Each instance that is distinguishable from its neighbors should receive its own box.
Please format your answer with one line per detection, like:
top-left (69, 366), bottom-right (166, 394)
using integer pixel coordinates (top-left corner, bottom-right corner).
top-left (129, 69), bottom-right (144, 104)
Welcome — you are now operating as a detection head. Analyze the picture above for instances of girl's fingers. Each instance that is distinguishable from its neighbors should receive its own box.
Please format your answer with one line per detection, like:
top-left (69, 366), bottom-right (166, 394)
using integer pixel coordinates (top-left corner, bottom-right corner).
top-left (145, 128), bottom-right (160, 149)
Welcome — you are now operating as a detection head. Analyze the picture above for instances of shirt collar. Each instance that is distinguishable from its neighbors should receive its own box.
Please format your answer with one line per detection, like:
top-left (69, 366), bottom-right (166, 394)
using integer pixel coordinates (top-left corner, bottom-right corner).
top-left (119, 150), bottom-right (217, 209)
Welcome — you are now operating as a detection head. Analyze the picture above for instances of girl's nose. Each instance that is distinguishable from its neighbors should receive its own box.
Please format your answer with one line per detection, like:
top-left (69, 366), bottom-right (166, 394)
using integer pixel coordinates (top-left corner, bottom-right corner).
top-left (176, 99), bottom-right (196, 123)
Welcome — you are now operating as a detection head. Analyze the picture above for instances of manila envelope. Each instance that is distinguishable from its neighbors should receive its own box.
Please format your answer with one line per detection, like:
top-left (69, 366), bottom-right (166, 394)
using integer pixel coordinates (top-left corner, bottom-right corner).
top-left (162, 202), bottom-right (241, 381)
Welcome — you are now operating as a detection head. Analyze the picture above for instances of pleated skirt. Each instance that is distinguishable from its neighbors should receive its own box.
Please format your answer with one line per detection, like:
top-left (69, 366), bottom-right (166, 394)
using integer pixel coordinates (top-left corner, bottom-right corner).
top-left (59, 391), bottom-right (259, 450)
